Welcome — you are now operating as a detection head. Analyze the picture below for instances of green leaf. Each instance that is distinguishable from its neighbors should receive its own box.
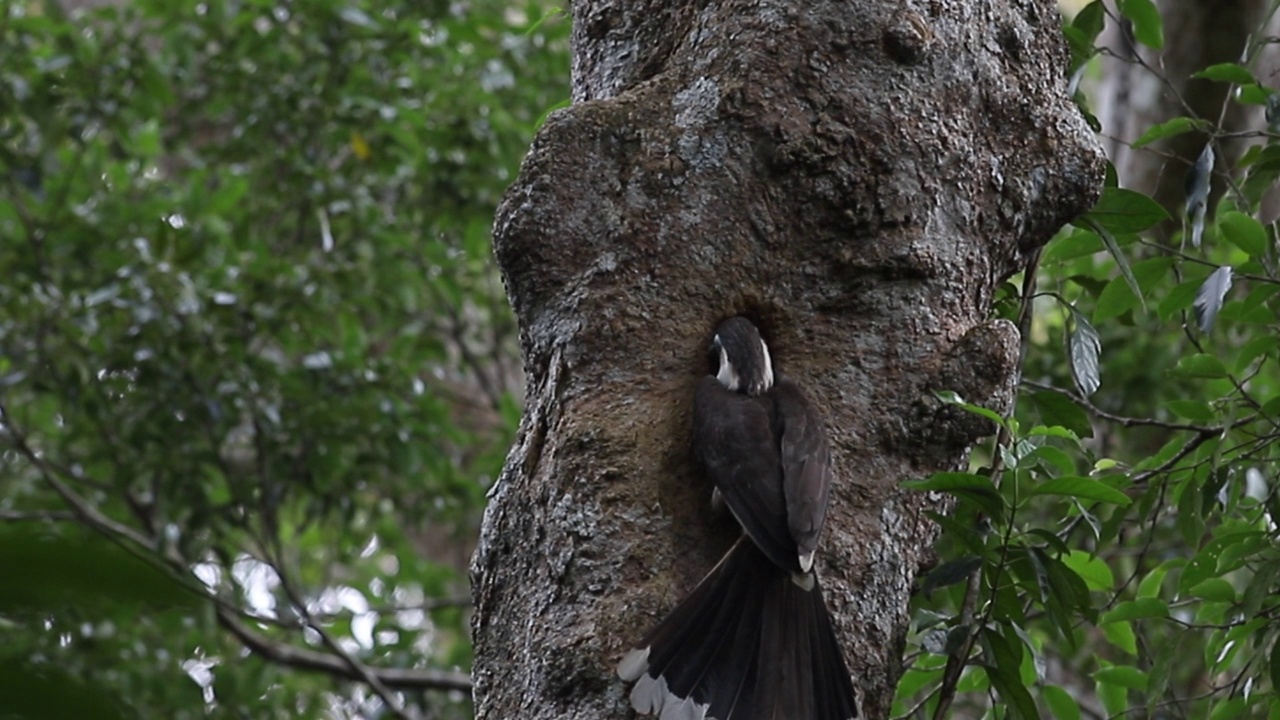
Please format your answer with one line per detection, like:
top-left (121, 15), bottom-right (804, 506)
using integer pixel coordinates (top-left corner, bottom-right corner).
top-left (1019, 545), bottom-right (1054, 603)
top-left (1264, 394), bottom-right (1280, 417)
top-left (1027, 392), bottom-right (1093, 438)
top-left (1031, 476), bottom-right (1132, 507)
top-left (983, 625), bottom-right (1025, 674)
top-left (1094, 256), bottom-right (1172, 322)
top-left (1078, 187), bottom-right (1170, 234)
top-left (1215, 531), bottom-right (1268, 573)
top-left (1133, 117), bottom-right (1208, 148)
top-left (1180, 534), bottom-right (1261, 592)
top-left (524, 6), bottom-right (569, 35)
top-left (1238, 283), bottom-right (1280, 316)
top-left (1063, 25), bottom-right (1094, 66)
top-left (1192, 63), bottom-right (1257, 85)
top-left (1097, 678), bottom-right (1128, 716)
top-left (1171, 353), bottom-right (1228, 378)
top-left (1119, 0), bottom-right (1163, 49)
top-left (1042, 686), bottom-right (1081, 720)
top-left (1079, 215), bottom-right (1144, 309)
top-left (1223, 617), bottom-right (1268, 645)
top-left (977, 661), bottom-right (1039, 717)
top-left (1159, 276), bottom-right (1207, 321)
top-left (904, 472), bottom-right (1005, 519)
top-left (1176, 479), bottom-right (1207, 546)
top-left (1026, 425), bottom-right (1081, 442)
top-left (1187, 578), bottom-right (1237, 603)
top-left (1102, 621), bottom-right (1138, 656)
top-left (1219, 297), bottom-right (1276, 325)
top-left (1238, 84), bottom-right (1271, 105)
top-left (923, 556), bottom-right (983, 596)
top-left (1166, 399), bottom-right (1216, 423)
top-left (1219, 211), bottom-right (1269, 257)
top-left (1093, 275), bottom-right (1138, 323)
top-left (1026, 528), bottom-right (1071, 556)
top-left (1210, 699), bottom-right (1247, 720)
top-left (1095, 665), bottom-right (1148, 691)
top-left (1137, 564), bottom-right (1172, 598)
top-left (1239, 144), bottom-right (1280, 168)
top-left (1100, 598), bottom-right (1169, 623)
top-left (1072, 1), bottom-right (1105, 43)
top-left (1043, 227), bottom-right (1104, 265)
top-left (1037, 547), bottom-right (1097, 621)
top-left (1146, 636), bottom-right (1179, 715)
top-left (1242, 563), bottom-right (1280, 617)
top-left (1022, 445), bottom-right (1078, 475)
top-left (934, 390), bottom-right (1006, 426)
top-left (1069, 308), bottom-right (1102, 396)
top-left (896, 666), bottom-right (944, 700)
top-left (1062, 550), bottom-right (1114, 591)
top-left (1133, 255), bottom-right (1174, 294)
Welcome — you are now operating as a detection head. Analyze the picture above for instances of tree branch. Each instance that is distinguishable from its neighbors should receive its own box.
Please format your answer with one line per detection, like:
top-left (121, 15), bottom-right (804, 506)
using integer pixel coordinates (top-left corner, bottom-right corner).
top-left (216, 608), bottom-right (472, 692)
top-left (2, 403), bottom-right (473, 704)
top-left (1021, 379), bottom-right (1219, 432)
top-left (2, 413), bottom-right (163, 554)
top-left (270, 558), bottom-right (418, 720)
top-left (0, 510), bottom-right (77, 522)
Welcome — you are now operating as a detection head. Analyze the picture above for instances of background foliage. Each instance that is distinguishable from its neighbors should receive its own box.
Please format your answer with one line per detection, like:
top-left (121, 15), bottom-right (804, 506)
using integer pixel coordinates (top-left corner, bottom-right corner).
top-left (896, 2), bottom-right (1280, 719)
top-left (0, 0), bottom-right (567, 717)
top-left (7, 0), bottom-right (1280, 719)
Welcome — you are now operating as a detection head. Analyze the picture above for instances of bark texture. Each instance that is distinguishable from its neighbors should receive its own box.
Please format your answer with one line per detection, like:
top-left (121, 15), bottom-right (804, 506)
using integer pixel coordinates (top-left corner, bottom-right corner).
top-left (1096, 0), bottom-right (1276, 221)
top-left (470, 2), bottom-right (1103, 718)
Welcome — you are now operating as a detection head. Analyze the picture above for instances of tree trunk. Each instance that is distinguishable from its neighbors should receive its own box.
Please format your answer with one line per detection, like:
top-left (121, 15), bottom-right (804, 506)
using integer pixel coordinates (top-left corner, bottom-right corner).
top-left (1095, 0), bottom-right (1275, 221)
top-left (470, 2), bottom-right (1102, 718)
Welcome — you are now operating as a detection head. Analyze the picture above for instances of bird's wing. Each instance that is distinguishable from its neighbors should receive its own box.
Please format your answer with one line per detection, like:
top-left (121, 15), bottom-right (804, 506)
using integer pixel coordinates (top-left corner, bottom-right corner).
top-left (693, 376), bottom-right (799, 572)
top-left (774, 377), bottom-right (833, 564)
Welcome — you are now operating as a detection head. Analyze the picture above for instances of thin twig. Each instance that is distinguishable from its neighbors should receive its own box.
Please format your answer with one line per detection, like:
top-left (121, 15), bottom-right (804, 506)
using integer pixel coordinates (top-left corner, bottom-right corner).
top-left (0, 510), bottom-right (77, 522)
top-left (217, 609), bottom-right (471, 692)
top-left (267, 554), bottom-right (418, 720)
top-left (1021, 379), bottom-right (1220, 432)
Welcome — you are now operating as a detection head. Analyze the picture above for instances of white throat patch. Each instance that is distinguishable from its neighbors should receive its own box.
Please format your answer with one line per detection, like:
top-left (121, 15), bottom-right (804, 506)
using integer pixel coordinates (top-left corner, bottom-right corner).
top-left (715, 341), bottom-right (741, 392)
top-left (758, 338), bottom-right (774, 391)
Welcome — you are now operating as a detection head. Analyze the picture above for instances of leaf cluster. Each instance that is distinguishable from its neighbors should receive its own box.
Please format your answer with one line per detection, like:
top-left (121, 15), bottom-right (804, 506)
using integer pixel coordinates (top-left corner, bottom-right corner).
top-left (899, 3), bottom-right (1280, 718)
top-left (0, 0), bottom-right (567, 717)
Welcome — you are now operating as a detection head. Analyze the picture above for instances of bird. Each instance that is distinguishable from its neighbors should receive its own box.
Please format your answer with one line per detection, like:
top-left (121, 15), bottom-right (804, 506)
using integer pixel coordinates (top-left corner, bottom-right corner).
top-left (617, 316), bottom-right (858, 720)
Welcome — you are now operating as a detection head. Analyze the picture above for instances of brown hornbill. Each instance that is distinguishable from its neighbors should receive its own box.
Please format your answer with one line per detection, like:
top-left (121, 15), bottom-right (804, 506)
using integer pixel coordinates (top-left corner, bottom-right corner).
top-left (617, 316), bottom-right (858, 720)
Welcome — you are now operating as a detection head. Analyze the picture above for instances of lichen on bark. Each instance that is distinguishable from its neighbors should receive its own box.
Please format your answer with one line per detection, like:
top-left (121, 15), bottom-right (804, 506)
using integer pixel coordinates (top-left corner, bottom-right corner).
top-left (470, 2), bottom-right (1103, 718)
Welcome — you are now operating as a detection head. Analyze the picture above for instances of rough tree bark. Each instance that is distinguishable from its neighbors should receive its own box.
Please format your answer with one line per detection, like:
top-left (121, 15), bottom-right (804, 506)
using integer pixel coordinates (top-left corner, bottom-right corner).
top-left (470, 1), bottom-right (1103, 718)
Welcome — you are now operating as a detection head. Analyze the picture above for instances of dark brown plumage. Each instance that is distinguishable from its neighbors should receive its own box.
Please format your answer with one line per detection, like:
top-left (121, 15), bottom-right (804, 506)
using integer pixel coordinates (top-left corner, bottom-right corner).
top-left (618, 317), bottom-right (857, 720)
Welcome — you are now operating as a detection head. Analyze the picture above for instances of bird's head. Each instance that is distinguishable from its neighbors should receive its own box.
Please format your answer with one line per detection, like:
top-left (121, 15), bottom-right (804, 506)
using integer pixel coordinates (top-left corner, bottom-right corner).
top-left (709, 317), bottom-right (774, 396)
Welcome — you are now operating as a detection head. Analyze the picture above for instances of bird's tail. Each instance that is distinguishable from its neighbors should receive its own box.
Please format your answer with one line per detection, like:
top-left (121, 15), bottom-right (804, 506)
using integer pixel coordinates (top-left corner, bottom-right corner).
top-left (617, 537), bottom-right (858, 720)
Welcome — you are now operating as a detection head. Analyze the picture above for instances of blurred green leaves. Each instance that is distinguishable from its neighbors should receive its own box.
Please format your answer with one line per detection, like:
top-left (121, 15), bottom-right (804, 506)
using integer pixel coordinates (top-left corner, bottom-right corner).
top-left (1, 0), bottom-right (567, 717)
top-left (896, 6), bottom-right (1280, 717)
top-left (0, 525), bottom-right (196, 612)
